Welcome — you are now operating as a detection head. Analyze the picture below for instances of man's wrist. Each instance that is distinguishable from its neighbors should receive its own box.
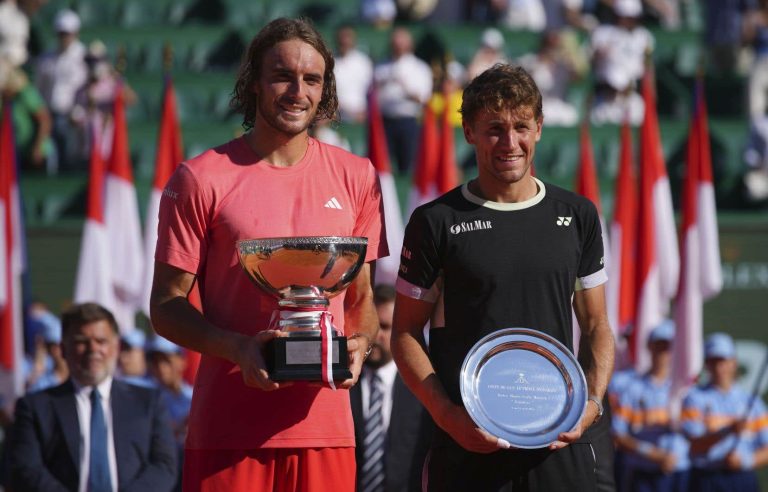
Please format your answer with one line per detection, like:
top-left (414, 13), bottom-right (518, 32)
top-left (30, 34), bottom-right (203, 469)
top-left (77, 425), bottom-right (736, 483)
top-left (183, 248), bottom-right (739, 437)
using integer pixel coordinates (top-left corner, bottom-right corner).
top-left (588, 395), bottom-right (604, 424)
top-left (349, 332), bottom-right (374, 360)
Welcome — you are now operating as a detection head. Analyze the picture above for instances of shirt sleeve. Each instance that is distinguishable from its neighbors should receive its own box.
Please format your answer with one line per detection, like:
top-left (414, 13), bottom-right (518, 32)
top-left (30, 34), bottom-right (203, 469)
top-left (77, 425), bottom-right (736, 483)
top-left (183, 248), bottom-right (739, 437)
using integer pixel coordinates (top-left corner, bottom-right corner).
top-left (681, 391), bottom-right (706, 438)
top-left (154, 163), bottom-right (211, 275)
top-left (352, 161), bottom-right (388, 263)
top-left (396, 207), bottom-right (441, 302)
top-left (576, 200), bottom-right (607, 289)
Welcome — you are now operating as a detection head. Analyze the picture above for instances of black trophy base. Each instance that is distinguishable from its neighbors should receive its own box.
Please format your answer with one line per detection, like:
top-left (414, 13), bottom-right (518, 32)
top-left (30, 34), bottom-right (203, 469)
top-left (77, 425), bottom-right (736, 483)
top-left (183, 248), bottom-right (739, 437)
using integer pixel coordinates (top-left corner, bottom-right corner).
top-left (266, 335), bottom-right (352, 381)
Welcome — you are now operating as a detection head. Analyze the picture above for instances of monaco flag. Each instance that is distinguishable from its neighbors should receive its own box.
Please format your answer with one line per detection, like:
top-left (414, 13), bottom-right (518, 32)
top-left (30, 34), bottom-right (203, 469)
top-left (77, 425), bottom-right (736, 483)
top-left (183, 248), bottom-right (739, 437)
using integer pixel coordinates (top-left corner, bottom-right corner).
top-left (609, 120), bottom-right (638, 363)
top-left (436, 92), bottom-right (460, 195)
top-left (0, 104), bottom-right (25, 412)
top-left (367, 88), bottom-right (403, 286)
top-left (104, 83), bottom-right (144, 332)
top-left (407, 104), bottom-right (440, 218)
top-left (574, 118), bottom-right (611, 352)
top-left (633, 68), bottom-right (680, 371)
top-left (672, 79), bottom-right (723, 403)
top-left (75, 125), bottom-right (117, 313)
top-left (141, 77), bottom-right (184, 316)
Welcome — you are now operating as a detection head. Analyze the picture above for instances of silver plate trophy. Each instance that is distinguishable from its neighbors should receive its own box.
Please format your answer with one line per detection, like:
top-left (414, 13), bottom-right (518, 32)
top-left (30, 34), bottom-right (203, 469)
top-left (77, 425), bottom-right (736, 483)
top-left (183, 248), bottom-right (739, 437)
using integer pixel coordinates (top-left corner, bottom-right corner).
top-left (460, 328), bottom-right (587, 449)
top-left (236, 236), bottom-right (368, 382)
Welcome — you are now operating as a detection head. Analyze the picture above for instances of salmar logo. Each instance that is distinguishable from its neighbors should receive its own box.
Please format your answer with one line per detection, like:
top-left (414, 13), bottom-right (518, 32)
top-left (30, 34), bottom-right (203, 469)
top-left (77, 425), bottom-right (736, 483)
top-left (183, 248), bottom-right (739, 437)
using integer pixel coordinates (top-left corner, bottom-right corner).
top-left (449, 219), bottom-right (493, 235)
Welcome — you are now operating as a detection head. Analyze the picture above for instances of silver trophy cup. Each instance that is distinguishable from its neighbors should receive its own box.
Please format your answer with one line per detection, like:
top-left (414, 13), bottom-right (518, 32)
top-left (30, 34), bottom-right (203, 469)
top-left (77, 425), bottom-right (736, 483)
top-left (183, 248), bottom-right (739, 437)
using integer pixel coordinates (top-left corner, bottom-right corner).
top-left (236, 236), bottom-right (368, 381)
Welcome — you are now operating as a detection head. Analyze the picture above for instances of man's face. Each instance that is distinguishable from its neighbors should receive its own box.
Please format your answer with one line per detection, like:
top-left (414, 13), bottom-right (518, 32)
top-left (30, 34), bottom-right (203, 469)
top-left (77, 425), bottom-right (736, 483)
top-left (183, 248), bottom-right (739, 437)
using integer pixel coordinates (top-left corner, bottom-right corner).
top-left (648, 340), bottom-right (671, 369)
top-left (149, 352), bottom-right (185, 389)
top-left (463, 106), bottom-right (542, 186)
top-left (366, 300), bottom-right (394, 368)
top-left (118, 344), bottom-right (146, 377)
top-left (63, 320), bottom-right (119, 386)
top-left (253, 39), bottom-right (325, 137)
top-left (706, 357), bottom-right (738, 386)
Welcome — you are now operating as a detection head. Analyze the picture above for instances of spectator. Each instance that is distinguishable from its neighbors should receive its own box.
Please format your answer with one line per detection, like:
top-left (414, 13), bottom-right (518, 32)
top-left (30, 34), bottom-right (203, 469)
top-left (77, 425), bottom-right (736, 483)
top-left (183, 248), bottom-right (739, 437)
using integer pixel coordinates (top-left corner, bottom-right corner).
top-left (519, 30), bottom-right (584, 126)
top-left (428, 59), bottom-right (466, 128)
top-left (467, 27), bottom-right (508, 81)
top-left (34, 9), bottom-right (88, 173)
top-left (146, 335), bottom-right (193, 491)
top-left (612, 320), bottom-right (690, 492)
top-left (0, 59), bottom-right (52, 173)
top-left (361, 0), bottom-right (397, 27)
top-left (745, 0), bottom-right (768, 120)
top-left (0, 0), bottom-right (29, 68)
top-left (374, 27), bottom-right (433, 174)
top-left (589, 0), bottom-right (653, 125)
top-left (351, 284), bottom-right (431, 492)
top-left (703, 0), bottom-right (757, 75)
top-left (118, 329), bottom-right (155, 388)
top-left (501, 0), bottom-right (547, 31)
top-left (333, 25), bottom-right (373, 123)
top-left (25, 309), bottom-right (68, 393)
top-left (7, 302), bottom-right (178, 491)
top-left (743, 116), bottom-right (768, 202)
top-left (681, 333), bottom-right (768, 492)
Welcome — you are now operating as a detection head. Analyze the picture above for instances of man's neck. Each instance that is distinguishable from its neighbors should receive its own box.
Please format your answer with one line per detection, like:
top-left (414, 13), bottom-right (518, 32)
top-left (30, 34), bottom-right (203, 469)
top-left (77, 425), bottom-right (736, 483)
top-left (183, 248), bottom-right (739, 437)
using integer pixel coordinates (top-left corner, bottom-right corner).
top-left (245, 124), bottom-right (310, 168)
top-left (470, 174), bottom-right (538, 203)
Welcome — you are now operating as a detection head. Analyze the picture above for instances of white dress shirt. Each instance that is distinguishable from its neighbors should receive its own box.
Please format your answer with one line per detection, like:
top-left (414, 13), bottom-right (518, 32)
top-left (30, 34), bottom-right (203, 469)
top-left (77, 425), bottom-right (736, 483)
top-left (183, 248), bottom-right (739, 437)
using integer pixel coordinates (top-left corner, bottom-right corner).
top-left (374, 54), bottom-right (433, 119)
top-left (72, 376), bottom-right (119, 492)
top-left (361, 361), bottom-right (398, 430)
top-left (334, 48), bottom-right (373, 120)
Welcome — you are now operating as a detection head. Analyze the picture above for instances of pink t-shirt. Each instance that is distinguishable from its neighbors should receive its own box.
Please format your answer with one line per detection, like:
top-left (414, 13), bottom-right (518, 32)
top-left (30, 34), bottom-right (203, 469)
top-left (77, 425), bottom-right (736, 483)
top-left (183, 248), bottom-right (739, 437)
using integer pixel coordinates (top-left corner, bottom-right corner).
top-left (156, 136), bottom-right (388, 449)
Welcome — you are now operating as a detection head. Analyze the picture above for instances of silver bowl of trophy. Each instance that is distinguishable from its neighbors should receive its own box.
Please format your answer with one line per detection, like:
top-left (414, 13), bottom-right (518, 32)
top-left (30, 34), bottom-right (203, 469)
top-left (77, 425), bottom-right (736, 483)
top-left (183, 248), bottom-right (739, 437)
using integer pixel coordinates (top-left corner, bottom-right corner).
top-left (236, 236), bottom-right (368, 381)
top-left (460, 328), bottom-right (587, 449)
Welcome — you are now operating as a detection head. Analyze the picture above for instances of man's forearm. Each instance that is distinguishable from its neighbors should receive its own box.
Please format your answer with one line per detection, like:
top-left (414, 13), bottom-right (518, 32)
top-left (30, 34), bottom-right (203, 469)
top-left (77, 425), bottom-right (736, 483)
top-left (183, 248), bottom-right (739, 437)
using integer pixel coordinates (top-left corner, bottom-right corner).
top-left (578, 317), bottom-right (614, 399)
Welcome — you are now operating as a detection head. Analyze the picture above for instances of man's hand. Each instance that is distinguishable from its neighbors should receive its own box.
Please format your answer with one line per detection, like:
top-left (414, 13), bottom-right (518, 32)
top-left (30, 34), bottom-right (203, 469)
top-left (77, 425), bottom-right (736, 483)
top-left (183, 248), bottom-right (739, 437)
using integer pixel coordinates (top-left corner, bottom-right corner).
top-left (232, 330), bottom-right (290, 391)
top-left (725, 451), bottom-right (744, 471)
top-left (550, 398), bottom-right (599, 450)
top-left (337, 334), bottom-right (369, 389)
top-left (437, 402), bottom-right (508, 453)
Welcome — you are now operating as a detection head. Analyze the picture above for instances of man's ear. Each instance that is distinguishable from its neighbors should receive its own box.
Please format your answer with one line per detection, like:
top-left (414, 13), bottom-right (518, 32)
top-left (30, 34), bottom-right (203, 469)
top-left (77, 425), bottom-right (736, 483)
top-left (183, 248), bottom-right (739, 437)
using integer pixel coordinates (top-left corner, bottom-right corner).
top-left (462, 121), bottom-right (475, 145)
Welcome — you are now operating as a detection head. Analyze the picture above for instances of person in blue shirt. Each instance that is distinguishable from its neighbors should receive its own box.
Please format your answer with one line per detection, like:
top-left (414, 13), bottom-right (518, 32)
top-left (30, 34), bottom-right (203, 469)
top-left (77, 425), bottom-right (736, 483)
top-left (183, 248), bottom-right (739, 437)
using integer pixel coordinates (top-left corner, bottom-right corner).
top-left (612, 320), bottom-right (690, 492)
top-left (118, 329), bottom-right (155, 388)
top-left (681, 332), bottom-right (768, 492)
top-left (26, 311), bottom-right (68, 393)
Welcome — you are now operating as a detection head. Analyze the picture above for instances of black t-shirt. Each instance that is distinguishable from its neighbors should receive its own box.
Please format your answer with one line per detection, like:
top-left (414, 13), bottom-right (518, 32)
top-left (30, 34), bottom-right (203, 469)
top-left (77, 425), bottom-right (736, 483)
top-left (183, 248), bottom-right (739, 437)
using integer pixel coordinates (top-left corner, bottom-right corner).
top-left (397, 179), bottom-right (607, 404)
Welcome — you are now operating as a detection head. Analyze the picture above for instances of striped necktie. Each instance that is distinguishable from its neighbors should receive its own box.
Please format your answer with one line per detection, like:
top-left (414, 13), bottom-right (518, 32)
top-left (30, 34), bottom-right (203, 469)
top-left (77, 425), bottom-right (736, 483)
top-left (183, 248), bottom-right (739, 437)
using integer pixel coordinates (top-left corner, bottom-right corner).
top-left (361, 373), bottom-right (385, 492)
top-left (88, 387), bottom-right (112, 492)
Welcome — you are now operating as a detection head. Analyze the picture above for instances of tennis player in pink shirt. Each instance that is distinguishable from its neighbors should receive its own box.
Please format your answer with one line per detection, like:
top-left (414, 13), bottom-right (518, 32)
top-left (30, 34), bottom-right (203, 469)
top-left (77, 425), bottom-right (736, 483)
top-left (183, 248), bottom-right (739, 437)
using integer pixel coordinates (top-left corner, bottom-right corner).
top-left (150, 17), bottom-right (388, 491)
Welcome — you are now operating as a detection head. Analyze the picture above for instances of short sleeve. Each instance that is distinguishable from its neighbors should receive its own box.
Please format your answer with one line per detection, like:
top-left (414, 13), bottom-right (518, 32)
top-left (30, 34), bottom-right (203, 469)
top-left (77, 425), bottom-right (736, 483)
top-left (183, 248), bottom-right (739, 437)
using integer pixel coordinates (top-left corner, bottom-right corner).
top-left (681, 392), bottom-right (706, 438)
top-left (577, 201), bottom-right (606, 288)
top-left (155, 164), bottom-right (211, 274)
top-left (396, 207), bottom-right (441, 302)
top-left (352, 162), bottom-right (388, 263)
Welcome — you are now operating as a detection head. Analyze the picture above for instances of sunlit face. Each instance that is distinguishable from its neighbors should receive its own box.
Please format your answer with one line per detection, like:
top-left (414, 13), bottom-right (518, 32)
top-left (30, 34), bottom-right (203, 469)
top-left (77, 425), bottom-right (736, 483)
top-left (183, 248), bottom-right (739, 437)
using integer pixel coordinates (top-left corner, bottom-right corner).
top-left (63, 320), bottom-right (119, 386)
top-left (463, 106), bottom-right (542, 186)
top-left (253, 39), bottom-right (325, 137)
top-left (366, 301), bottom-right (394, 368)
top-left (706, 357), bottom-right (738, 387)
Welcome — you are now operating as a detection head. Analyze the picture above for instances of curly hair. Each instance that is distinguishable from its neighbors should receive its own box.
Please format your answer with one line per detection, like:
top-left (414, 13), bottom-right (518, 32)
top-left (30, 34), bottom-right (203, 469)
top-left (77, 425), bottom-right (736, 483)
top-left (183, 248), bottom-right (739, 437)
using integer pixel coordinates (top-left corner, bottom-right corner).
top-left (230, 17), bottom-right (339, 130)
top-left (460, 64), bottom-right (543, 125)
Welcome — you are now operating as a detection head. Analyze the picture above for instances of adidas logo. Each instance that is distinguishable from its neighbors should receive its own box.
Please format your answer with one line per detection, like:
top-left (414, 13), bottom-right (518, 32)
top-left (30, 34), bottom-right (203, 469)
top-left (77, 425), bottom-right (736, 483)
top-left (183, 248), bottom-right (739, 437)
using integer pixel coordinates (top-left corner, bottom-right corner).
top-left (324, 197), bottom-right (343, 210)
top-left (556, 216), bottom-right (572, 226)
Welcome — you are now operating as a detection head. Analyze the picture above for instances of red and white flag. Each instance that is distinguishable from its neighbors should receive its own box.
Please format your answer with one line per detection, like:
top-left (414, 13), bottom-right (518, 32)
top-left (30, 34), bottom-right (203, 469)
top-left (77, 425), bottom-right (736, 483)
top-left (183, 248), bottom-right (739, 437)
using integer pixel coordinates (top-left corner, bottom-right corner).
top-left (574, 118), bottom-right (611, 351)
top-left (633, 68), bottom-right (680, 371)
top-left (672, 79), bottom-right (722, 402)
top-left (104, 84), bottom-right (144, 332)
top-left (74, 125), bottom-right (117, 316)
top-left (608, 120), bottom-right (638, 365)
top-left (141, 77), bottom-right (184, 316)
top-left (436, 93), bottom-right (460, 195)
top-left (0, 104), bottom-right (25, 412)
top-left (367, 89), bottom-right (403, 286)
top-left (407, 104), bottom-right (440, 217)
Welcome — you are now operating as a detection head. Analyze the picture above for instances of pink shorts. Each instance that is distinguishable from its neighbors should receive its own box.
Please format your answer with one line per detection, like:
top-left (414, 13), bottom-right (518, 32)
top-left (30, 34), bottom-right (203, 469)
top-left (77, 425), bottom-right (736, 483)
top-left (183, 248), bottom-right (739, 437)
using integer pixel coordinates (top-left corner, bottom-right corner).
top-left (183, 447), bottom-right (356, 492)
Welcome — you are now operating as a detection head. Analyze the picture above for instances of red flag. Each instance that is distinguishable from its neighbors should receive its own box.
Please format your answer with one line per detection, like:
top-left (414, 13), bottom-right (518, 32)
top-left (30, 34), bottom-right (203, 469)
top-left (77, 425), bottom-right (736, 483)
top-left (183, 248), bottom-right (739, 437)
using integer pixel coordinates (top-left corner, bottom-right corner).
top-left (74, 125), bottom-right (117, 311)
top-left (407, 104), bottom-right (440, 216)
top-left (573, 119), bottom-right (611, 351)
top-left (0, 103), bottom-right (24, 410)
top-left (141, 77), bottom-right (184, 317)
top-left (672, 79), bottom-right (722, 403)
top-left (104, 84), bottom-right (145, 332)
top-left (633, 68), bottom-right (679, 371)
top-left (367, 89), bottom-right (403, 286)
top-left (436, 92), bottom-right (459, 194)
top-left (609, 120), bottom-right (638, 364)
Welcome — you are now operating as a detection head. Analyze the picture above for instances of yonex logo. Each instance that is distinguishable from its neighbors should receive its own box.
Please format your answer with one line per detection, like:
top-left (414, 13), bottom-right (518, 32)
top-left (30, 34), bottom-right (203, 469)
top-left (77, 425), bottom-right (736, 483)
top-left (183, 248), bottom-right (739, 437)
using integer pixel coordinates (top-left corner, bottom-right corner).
top-left (556, 216), bottom-right (572, 226)
top-left (324, 197), bottom-right (343, 210)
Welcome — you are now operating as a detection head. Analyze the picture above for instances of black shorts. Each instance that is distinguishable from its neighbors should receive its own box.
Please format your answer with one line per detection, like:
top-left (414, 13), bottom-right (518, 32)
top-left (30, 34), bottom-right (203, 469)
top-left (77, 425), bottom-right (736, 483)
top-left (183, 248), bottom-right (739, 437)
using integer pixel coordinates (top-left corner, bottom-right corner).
top-left (424, 436), bottom-right (599, 492)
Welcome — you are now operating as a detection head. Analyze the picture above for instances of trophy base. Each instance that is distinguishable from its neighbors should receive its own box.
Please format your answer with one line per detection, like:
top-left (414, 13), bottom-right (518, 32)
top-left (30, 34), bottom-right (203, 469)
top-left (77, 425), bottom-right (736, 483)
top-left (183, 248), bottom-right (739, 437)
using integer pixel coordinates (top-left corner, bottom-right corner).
top-left (266, 335), bottom-right (352, 381)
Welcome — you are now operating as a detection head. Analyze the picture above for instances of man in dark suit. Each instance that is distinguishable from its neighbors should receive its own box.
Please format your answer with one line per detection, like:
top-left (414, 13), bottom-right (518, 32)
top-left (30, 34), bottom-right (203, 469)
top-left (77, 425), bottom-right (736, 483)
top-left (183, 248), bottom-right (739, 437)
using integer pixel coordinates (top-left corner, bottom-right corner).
top-left (7, 302), bottom-right (178, 491)
top-left (351, 284), bottom-right (431, 492)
